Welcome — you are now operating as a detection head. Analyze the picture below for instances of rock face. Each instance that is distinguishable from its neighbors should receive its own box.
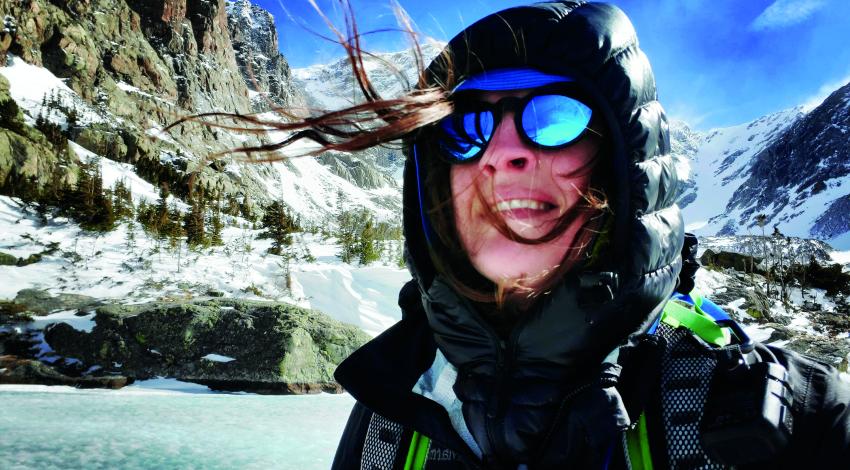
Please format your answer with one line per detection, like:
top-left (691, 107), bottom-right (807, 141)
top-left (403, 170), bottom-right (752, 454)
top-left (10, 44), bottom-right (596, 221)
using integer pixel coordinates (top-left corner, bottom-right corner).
top-left (0, 70), bottom-right (79, 190)
top-left (43, 298), bottom-right (370, 393)
top-left (0, 0), bottom-right (261, 204)
top-left (0, 355), bottom-right (133, 389)
top-left (318, 151), bottom-right (396, 190)
top-left (1, 0), bottom-right (401, 226)
top-left (225, 0), bottom-right (304, 112)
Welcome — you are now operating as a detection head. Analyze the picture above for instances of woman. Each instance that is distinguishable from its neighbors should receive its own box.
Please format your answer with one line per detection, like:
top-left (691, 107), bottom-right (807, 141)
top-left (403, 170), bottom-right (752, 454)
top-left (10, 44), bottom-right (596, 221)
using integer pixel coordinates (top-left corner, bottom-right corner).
top-left (318, 2), bottom-right (850, 469)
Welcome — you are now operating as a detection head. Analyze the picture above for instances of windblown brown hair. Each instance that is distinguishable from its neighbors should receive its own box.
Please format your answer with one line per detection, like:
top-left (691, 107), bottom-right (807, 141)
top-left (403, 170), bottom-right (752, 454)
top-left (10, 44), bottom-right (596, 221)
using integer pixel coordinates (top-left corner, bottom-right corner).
top-left (165, 0), bottom-right (611, 317)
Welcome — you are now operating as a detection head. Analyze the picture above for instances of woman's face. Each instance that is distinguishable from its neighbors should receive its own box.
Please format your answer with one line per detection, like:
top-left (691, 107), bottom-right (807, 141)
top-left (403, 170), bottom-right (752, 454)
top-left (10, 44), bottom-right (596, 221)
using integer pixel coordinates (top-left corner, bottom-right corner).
top-left (450, 88), bottom-right (602, 288)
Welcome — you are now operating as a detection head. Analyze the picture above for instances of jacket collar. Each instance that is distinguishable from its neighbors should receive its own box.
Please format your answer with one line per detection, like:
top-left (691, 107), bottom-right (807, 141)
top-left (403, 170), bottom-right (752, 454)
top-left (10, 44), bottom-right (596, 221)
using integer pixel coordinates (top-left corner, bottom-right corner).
top-left (334, 281), bottom-right (484, 467)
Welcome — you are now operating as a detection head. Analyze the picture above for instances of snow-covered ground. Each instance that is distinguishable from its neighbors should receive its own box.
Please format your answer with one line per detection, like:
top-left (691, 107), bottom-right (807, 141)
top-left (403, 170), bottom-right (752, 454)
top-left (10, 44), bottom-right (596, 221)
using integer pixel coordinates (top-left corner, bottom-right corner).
top-left (0, 195), bottom-right (409, 336)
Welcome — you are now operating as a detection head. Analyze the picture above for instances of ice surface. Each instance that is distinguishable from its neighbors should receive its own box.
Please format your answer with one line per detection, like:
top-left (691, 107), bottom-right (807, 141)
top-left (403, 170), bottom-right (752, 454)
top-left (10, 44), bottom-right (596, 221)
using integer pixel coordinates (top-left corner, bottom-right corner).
top-left (0, 384), bottom-right (356, 470)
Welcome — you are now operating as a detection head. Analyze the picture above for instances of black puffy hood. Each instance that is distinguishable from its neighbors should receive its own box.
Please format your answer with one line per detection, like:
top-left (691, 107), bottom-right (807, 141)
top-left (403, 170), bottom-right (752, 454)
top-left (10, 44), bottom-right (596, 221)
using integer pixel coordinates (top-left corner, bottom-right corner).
top-left (402, 0), bottom-right (684, 345)
top-left (398, 1), bottom-right (685, 464)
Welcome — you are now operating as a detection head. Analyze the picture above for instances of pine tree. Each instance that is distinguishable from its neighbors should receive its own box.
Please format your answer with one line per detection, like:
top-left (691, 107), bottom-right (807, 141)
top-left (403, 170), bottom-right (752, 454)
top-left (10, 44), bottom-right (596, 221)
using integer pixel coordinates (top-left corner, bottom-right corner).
top-left (65, 105), bottom-right (78, 134)
top-left (87, 167), bottom-right (116, 231)
top-left (209, 199), bottom-right (224, 246)
top-left (337, 209), bottom-right (357, 264)
top-left (126, 220), bottom-right (137, 251)
top-left (166, 200), bottom-right (184, 249)
top-left (184, 193), bottom-right (207, 248)
top-left (357, 214), bottom-right (380, 266)
top-left (58, 160), bottom-right (114, 231)
top-left (112, 179), bottom-right (134, 220)
top-left (260, 200), bottom-right (299, 255)
top-left (154, 186), bottom-right (171, 236)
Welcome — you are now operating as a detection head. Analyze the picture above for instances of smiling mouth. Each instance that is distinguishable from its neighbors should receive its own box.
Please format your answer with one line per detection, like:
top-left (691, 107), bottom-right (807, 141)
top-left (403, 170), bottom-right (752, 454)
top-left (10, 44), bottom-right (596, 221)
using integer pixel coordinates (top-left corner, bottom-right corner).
top-left (492, 199), bottom-right (557, 218)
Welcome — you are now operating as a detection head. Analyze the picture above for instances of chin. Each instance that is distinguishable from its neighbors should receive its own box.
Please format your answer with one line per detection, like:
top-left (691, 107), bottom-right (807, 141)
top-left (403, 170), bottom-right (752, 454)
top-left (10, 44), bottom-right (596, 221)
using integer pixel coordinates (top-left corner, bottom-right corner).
top-left (472, 240), bottom-right (564, 288)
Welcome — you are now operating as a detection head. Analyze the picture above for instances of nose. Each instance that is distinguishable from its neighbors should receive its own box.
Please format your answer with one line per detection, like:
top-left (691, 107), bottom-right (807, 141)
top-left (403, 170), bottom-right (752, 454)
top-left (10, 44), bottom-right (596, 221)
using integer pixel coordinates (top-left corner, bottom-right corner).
top-left (478, 112), bottom-right (537, 176)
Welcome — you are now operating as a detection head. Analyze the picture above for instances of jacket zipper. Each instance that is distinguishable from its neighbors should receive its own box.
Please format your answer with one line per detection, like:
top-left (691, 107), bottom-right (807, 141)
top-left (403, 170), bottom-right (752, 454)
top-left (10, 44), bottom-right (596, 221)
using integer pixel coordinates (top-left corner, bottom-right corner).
top-left (484, 337), bottom-right (511, 466)
top-left (536, 381), bottom-right (593, 448)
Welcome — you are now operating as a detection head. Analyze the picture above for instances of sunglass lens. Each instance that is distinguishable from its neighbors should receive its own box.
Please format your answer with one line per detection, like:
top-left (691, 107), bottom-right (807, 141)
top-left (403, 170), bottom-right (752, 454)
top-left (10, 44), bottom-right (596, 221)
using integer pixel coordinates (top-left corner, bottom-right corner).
top-left (439, 110), bottom-right (494, 161)
top-left (522, 95), bottom-right (592, 147)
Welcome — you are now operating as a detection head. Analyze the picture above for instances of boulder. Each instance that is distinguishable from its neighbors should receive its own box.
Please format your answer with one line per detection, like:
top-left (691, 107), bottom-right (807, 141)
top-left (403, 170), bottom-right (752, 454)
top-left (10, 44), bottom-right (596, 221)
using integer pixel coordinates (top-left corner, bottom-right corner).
top-left (44, 298), bottom-right (370, 394)
top-left (700, 249), bottom-right (762, 274)
top-left (12, 288), bottom-right (100, 315)
top-left (0, 355), bottom-right (132, 389)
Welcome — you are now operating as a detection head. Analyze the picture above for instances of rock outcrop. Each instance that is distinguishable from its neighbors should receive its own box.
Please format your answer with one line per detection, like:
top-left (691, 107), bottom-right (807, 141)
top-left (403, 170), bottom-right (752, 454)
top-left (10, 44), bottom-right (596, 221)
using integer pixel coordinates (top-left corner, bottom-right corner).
top-left (225, 0), bottom-right (304, 112)
top-left (43, 298), bottom-right (370, 393)
top-left (0, 354), bottom-right (132, 389)
top-left (11, 288), bottom-right (100, 315)
top-left (0, 70), bottom-right (79, 190)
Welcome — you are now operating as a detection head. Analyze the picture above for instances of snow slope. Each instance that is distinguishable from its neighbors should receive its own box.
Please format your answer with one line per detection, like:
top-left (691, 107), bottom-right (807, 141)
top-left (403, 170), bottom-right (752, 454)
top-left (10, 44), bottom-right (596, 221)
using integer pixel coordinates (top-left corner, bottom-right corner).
top-left (680, 107), bottom-right (804, 234)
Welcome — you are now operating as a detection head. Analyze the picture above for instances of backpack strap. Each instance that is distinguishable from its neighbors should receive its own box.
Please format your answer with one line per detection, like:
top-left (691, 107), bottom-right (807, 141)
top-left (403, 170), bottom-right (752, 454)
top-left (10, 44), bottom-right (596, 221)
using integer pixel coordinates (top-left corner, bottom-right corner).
top-left (404, 431), bottom-right (432, 470)
top-left (625, 292), bottom-right (740, 470)
top-left (361, 413), bottom-right (407, 470)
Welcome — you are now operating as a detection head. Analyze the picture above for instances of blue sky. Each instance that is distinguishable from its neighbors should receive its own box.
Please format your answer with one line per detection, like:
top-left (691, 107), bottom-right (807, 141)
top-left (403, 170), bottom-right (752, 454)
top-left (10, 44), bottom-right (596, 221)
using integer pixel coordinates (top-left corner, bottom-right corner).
top-left (251, 0), bottom-right (850, 130)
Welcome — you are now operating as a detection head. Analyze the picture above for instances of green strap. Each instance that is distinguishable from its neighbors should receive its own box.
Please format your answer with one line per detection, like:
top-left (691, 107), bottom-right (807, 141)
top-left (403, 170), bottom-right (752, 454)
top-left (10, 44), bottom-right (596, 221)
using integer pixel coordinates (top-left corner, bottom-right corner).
top-left (626, 292), bottom-right (732, 468)
top-left (659, 297), bottom-right (731, 347)
top-left (626, 413), bottom-right (654, 470)
top-left (404, 431), bottom-right (430, 470)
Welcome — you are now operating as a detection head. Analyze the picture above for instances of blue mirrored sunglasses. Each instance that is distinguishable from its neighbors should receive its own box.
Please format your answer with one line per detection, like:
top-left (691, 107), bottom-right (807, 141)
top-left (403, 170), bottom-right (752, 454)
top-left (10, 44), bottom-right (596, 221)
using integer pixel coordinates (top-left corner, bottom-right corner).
top-left (436, 86), bottom-right (596, 163)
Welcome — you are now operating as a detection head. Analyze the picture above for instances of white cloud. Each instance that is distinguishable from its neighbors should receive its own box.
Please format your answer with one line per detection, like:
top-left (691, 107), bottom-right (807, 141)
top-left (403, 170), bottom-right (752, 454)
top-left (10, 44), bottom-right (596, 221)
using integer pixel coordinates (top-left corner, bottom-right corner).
top-left (750, 0), bottom-right (827, 31)
top-left (801, 72), bottom-right (850, 111)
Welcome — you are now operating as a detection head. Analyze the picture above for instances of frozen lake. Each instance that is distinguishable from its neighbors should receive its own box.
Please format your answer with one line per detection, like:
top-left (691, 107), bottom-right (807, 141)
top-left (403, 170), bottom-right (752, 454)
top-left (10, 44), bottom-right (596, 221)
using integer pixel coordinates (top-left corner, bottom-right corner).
top-left (0, 382), bottom-right (355, 469)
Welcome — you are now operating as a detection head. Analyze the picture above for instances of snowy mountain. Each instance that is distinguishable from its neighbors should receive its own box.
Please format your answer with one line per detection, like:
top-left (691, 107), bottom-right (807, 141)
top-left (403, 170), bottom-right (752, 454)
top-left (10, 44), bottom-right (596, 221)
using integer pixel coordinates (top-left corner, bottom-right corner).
top-left (0, 0), bottom-right (411, 336)
top-left (0, 0), bottom-right (403, 228)
top-left (292, 42), bottom-right (445, 184)
top-left (677, 107), bottom-right (804, 232)
top-left (675, 82), bottom-right (850, 250)
top-left (292, 42), bottom-right (444, 110)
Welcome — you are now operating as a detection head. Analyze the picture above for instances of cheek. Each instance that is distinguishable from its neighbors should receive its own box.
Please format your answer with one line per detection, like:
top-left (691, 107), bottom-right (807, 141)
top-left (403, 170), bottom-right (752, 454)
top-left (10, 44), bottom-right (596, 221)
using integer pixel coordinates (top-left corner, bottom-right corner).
top-left (550, 140), bottom-right (600, 201)
top-left (450, 165), bottom-right (487, 252)
top-left (450, 164), bottom-right (485, 217)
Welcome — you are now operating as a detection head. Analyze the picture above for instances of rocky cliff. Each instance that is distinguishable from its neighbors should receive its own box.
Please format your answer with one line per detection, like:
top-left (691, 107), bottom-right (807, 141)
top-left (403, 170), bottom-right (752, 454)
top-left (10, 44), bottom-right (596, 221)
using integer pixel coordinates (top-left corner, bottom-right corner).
top-left (0, 0), bottom-right (259, 205)
top-left (225, 0), bottom-right (304, 112)
top-left (1, 0), bottom-right (401, 226)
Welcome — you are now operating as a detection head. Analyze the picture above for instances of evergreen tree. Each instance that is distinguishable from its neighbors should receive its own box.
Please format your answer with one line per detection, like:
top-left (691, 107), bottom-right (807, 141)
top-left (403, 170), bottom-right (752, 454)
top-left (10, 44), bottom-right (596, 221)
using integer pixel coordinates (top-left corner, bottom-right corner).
top-left (260, 200), bottom-right (300, 255)
top-left (65, 106), bottom-right (78, 134)
top-left (357, 215), bottom-right (380, 265)
top-left (154, 186), bottom-right (171, 235)
top-left (337, 209), bottom-right (357, 264)
top-left (112, 179), bottom-right (134, 220)
top-left (166, 200), bottom-right (185, 249)
top-left (126, 220), bottom-right (137, 251)
top-left (184, 194), bottom-right (207, 248)
top-left (209, 199), bottom-right (224, 246)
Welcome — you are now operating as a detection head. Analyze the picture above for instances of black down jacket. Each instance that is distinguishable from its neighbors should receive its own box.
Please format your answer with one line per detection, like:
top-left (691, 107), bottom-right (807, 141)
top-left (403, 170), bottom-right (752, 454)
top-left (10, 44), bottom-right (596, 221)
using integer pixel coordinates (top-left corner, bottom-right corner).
top-left (332, 1), bottom-right (850, 468)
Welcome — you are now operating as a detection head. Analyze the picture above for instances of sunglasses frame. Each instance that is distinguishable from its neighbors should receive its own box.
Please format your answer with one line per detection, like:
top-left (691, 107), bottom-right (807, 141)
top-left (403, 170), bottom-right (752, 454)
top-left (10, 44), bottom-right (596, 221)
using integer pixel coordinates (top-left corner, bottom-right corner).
top-left (434, 83), bottom-right (600, 164)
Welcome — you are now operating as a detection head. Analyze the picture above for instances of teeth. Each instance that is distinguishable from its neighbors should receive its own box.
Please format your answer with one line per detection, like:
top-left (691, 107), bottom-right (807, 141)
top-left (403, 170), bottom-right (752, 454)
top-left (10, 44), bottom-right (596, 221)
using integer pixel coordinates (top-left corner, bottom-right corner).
top-left (494, 199), bottom-right (550, 212)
